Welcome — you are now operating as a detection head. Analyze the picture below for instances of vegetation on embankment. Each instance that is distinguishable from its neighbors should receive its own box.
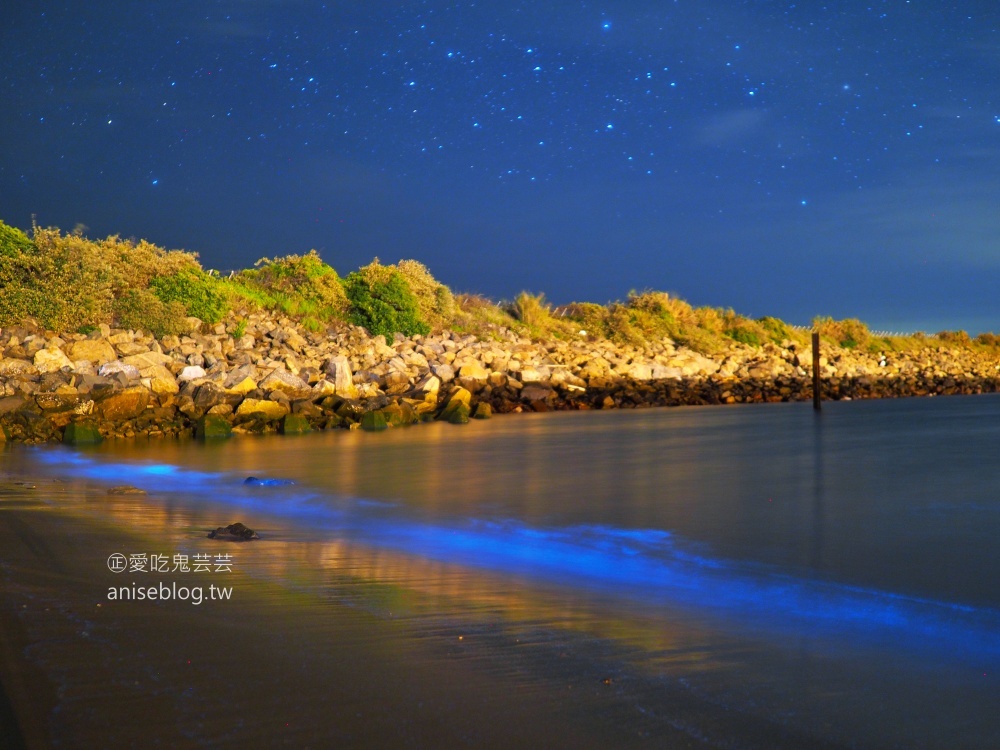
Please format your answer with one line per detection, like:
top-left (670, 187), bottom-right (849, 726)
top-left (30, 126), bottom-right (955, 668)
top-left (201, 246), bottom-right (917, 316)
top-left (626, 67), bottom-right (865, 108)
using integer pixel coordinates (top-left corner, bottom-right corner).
top-left (1, 220), bottom-right (996, 356)
top-left (4, 220), bottom-right (1000, 444)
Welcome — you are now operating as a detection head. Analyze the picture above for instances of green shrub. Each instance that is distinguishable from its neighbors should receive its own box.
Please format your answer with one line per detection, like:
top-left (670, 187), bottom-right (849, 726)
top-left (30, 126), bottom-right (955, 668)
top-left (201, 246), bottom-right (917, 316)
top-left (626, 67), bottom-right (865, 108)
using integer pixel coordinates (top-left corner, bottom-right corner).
top-left (0, 222), bottom-right (201, 329)
top-left (814, 316), bottom-right (871, 349)
top-left (150, 269), bottom-right (227, 323)
top-left (725, 325), bottom-right (762, 346)
top-left (223, 250), bottom-right (347, 322)
top-left (113, 289), bottom-right (188, 336)
top-left (510, 292), bottom-right (551, 329)
top-left (343, 262), bottom-right (430, 338)
top-left (605, 303), bottom-right (647, 346)
top-left (562, 302), bottom-right (609, 336)
top-left (757, 316), bottom-right (793, 344)
top-left (450, 293), bottom-right (519, 338)
top-left (0, 221), bottom-right (33, 258)
top-left (936, 330), bottom-right (971, 346)
top-left (626, 290), bottom-right (674, 316)
top-left (720, 310), bottom-right (767, 347)
top-left (0, 284), bottom-right (60, 328)
top-left (394, 259), bottom-right (455, 327)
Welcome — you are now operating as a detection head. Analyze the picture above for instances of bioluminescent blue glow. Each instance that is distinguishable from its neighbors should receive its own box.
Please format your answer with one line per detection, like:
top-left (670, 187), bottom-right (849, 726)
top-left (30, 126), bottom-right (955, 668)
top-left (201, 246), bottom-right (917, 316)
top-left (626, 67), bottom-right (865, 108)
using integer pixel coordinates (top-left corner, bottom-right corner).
top-left (27, 448), bottom-right (1000, 662)
top-left (29, 447), bottom-right (224, 487)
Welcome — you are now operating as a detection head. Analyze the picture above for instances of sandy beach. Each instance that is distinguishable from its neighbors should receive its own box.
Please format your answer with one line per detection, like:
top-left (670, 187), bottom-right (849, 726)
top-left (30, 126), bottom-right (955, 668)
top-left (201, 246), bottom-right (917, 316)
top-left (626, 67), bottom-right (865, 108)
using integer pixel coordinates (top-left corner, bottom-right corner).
top-left (0, 471), bottom-right (716, 749)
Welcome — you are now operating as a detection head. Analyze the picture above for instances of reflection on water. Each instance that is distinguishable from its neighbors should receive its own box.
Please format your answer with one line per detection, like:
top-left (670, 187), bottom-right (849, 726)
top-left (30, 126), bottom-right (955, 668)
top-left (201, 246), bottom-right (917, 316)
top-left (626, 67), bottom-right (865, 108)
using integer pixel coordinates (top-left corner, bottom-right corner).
top-left (8, 395), bottom-right (1000, 747)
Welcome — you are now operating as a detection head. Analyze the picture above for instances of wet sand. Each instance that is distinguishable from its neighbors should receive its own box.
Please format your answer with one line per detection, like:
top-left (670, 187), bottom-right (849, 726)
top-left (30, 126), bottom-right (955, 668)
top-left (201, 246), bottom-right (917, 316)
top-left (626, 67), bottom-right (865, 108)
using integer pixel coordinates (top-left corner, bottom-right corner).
top-left (1, 477), bottom-right (725, 749)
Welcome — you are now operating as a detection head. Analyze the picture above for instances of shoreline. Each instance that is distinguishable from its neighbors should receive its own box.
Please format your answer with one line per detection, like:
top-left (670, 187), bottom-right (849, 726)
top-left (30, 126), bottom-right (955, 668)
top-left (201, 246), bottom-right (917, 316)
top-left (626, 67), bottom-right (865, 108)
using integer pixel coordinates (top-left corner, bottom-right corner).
top-left (0, 471), bottom-right (719, 748)
top-left (0, 459), bottom-right (857, 749)
top-left (3, 310), bottom-right (1000, 444)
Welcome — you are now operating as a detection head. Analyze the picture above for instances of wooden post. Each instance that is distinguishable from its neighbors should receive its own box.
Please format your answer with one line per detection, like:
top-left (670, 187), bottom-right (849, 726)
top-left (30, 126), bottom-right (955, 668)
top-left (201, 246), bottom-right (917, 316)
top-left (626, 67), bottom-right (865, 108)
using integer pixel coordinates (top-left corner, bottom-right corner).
top-left (812, 331), bottom-right (821, 411)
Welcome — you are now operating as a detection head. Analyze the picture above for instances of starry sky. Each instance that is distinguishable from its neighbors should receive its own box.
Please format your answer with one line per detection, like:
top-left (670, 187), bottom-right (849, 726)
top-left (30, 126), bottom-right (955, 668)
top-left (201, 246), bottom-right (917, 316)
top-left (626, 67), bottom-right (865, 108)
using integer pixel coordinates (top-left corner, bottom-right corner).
top-left (2, 1), bottom-right (999, 332)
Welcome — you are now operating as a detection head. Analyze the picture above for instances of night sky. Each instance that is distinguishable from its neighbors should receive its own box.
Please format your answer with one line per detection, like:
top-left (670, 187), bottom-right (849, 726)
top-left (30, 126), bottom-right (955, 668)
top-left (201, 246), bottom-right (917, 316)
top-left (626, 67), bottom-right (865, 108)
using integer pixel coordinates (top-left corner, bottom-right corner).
top-left (2, 2), bottom-right (999, 332)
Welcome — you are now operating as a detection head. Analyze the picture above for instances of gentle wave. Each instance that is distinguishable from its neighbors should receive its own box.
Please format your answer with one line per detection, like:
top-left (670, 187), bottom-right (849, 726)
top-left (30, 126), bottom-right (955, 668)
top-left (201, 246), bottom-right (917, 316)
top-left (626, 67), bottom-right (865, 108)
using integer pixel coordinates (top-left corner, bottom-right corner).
top-left (28, 447), bottom-right (1000, 661)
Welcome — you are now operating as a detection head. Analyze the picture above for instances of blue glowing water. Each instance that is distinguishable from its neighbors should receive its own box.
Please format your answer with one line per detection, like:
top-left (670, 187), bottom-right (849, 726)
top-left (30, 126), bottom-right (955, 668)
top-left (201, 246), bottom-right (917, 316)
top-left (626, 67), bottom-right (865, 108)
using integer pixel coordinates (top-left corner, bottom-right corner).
top-left (25, 410), bottom-right (1000, 666)
top-left (13, 395), bottom-right (1000, 746)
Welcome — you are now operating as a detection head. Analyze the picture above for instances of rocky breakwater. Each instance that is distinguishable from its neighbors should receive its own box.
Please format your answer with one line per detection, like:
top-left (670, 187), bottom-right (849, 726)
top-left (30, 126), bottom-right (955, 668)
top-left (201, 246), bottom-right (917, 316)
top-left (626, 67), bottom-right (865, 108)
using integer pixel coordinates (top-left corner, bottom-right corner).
top-left (2, 315), bottom-right (1000, 444)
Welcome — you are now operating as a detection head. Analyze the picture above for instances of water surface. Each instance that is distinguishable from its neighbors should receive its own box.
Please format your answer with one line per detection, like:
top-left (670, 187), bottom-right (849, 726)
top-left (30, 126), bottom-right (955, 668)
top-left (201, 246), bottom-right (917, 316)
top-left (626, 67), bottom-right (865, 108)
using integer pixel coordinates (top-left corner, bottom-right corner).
top-left (6, 395), bottom-right (1000, 748)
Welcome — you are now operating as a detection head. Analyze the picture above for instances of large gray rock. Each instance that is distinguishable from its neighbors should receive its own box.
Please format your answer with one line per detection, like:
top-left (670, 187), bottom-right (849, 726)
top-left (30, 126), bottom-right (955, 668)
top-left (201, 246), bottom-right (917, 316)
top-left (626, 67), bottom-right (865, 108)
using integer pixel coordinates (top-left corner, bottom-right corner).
top-left (99, 361), bottom-right (141, 380)
top-left (410, 373), bottom-right (441, 400)
top-left (122, 351), bottom-right (173, 369)
top-left (259, 368), bottom-right (311, 396)
top-left (178, 365), bottom-right (207, 382)
top-left (224, 363), bottom-right (258, 394)
top-left (34, 347), bottom-right (74, 373)
top-left (322, 356), bottom-right (358, 398)
top-left (235, 398), bottom-right (289, 421)
top-left (0, 358), bottom-right (38, 378)
top-left (0, 396), bottom-right (27, 415)
top-left (193, 382), bottom-right (240, 413)
top-left (430, 363), bottom-right (455, 383)
top-left (68, 339), bottom-right (117, 366)
top-left (97, 386), bottom-right (150, 421)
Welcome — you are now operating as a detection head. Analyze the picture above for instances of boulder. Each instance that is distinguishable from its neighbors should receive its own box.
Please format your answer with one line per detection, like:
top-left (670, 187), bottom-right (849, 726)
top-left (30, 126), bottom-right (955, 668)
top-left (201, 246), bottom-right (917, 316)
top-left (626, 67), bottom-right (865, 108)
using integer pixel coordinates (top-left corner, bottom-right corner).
top-left (159, 335), bottom-right (181, 352)
top-left (35, 391), bottom-right (79, 412)
top-left (379, 402), bottom-right (417, 427)
top-left (651, 365), bottom-right (684, 380)
top-left (235, 398), bottom-right (288, 421)
top-left (195, 414), bottom-right (233, 440)
top-left (627, 363), bottom-right (654, 380)
top-left (139, 365), bottom-right (179, 395)
top-left (99, 361), bottom-right (141, 380)
top-left (384, 370), bottom-right (410, 393)
top-left (224, 363), bottom-right (259, 395)
top-left (431, 363), bottom-right (455, 383)
top-left (121, 351), bottom-right (173, 369)
top-left (410, 373), bottom-right (441, 400)
top-left (33, 347), bottom-right (74, 374)
top-left (178, 365), bottom-right (207, 382)
top-left (360, 410), bottom-right (388, 431)
top-left (520, 384), bottom-right (556, 406)
top-left (68, 339), bottom-right (118, 366)
top-left (322, 356), bottom-right (358, 398)
top-left (333, 398), bottom-right (365, 420)
top-left (193, 383), bottom-right (240, 413)
top-left (446, 402), bottom-right (471, 424)
top-left (0, 396), bottom-right (27, 415)
top-left (311, 379), bottom-right (338, 398)
top-left (68, 339), bottom-right (117, 366)
top-left (259, 368), bottom-right (312, 396)
top-left (456, 361), bottom-right (489, 393)
top-left (472, 402), bottom-right (493, 420)
top-left (280, 413), bottom-right (312, 435)
top-left (207, 522), bottom-right (259, 541)
top-left (437, 387), bottom-right (472, 423)
top-left (63, 420), bottom-right (103, 445)
top-left (114, 342), bottom-right (151, 357)
top-left (458, 361), bottom-right (489, 382)
top-left (97, 387), bottom-right (149, 421)
top-left (519, 365), bottom-right (550, 383)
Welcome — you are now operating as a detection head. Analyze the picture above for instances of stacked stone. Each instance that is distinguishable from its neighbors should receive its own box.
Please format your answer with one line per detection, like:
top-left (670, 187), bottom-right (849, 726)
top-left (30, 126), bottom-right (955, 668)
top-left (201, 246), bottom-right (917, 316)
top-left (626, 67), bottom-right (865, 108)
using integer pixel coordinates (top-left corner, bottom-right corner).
top-left (1, 313), bottom-right (999, 444)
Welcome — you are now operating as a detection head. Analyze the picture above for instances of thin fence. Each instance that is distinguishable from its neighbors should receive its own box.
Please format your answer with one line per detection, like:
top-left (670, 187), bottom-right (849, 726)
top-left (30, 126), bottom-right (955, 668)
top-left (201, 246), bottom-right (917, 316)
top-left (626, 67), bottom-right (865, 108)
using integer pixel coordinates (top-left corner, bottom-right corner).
top-left (788, 324), bottom-right (915, 338)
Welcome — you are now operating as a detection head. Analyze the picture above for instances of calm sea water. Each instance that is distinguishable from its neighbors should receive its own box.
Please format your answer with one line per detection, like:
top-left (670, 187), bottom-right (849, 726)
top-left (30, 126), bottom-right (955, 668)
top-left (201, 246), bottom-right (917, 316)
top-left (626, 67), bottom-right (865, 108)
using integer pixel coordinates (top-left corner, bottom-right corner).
top-left (8, 395), bottom-right (1000, 748)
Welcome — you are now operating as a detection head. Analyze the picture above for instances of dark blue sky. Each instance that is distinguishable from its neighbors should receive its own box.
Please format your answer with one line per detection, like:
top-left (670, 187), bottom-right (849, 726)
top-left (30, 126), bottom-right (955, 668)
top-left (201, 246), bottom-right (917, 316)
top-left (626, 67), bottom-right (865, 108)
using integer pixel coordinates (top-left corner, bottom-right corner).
top-left (2, 1), bottom-right (999, 332)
